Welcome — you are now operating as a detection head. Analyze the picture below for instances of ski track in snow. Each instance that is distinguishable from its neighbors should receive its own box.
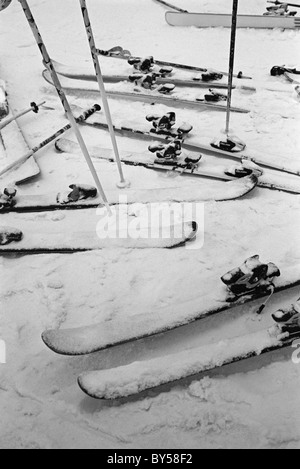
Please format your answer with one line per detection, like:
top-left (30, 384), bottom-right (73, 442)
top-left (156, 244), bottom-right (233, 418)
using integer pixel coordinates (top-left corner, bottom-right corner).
top-left (0, 0), bottom-right (300, 449)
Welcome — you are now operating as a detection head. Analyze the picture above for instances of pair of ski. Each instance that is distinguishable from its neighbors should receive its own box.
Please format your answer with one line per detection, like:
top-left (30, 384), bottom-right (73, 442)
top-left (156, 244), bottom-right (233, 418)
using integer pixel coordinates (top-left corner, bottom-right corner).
top-left (96, 45), bottom-right (251, 80)
top-left (50, 60), bottom-right (231, 90)
top-left (0, 181), bottom-right (201, 252)
top-left (43, 70), bottom-right (249, 114)
top-left (0, 163), bottom-right (259, 253)
top-left (69, 107), bottom-right (300, 195)
top-left (42, 261), bottom-right (300, 400)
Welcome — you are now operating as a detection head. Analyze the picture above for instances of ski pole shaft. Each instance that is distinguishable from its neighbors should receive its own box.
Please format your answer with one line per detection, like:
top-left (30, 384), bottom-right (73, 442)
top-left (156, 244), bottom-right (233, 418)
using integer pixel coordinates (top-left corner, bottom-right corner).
top-left (267, 0), bottom-right (300, 7)
top-left (0, 105), bottom-right (100, 178)
top-left (79, 0), bottom-right (129, 189)
top-left (226, 0), bottom-right (239, 135)
top-left (18, 0), bottom-right (111, 213)
top-left (0, 100), bottom-right (46, 130)
top-left (154, 0), bottom-right (188, 13)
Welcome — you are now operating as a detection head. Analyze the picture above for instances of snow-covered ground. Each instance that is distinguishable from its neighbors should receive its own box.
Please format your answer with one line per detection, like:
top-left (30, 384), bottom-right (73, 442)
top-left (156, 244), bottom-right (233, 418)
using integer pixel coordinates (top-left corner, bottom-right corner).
top-left (0, 0), bottom-right (300, 449)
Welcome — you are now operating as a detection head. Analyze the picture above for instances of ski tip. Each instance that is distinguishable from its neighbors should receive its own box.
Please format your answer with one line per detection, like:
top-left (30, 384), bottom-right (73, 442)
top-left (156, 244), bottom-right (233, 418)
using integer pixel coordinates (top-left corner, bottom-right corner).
top-left (42, 330), bottom-right (71, 355)
top-left (41, 330), bottom-right (57, 352)
top-left (77, 373), bottom-right (112, 400)
top-left (77, 375), bottom-right (94, 399)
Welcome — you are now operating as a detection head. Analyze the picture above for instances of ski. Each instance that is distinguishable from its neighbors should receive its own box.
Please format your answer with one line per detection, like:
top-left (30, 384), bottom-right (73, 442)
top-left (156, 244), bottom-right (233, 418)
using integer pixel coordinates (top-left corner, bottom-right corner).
top-left (43, 70), bottom-right (249, 113)
top-left (165, 12), bottom-right (300, 29)
top-left (42, 263), bottom-right (300, 356)
top-left (285, 71), bottom-right (300, 84)
top-left (77, 322), bottom-right (300, 400)
top-left (96, 46), bottom-right (252, 80)
top-left (0, 82), bottom-right (40, 185)
top-left (73, 107), bottom-right (300, 179)
top-left (51, 59), bottom-right (231, 90)
top-left (0, 168), bottom-right (259, 214)
top-left (55, 138), bottom-right (300, 195)
top-left (153, 0), bottom-right (188, 13)
top-left (0, 212), bottom-right (198, 253)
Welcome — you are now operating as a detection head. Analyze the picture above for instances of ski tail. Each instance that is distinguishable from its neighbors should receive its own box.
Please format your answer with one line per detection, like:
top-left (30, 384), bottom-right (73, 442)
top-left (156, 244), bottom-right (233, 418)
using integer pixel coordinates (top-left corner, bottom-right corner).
top-left (77, 328), bottom-right (299, 400)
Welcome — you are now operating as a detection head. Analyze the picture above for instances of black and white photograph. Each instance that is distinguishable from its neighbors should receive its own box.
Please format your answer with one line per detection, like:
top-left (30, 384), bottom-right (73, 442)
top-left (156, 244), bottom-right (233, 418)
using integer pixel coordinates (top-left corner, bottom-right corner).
top-left (0, 0), bottom-right (300, 451)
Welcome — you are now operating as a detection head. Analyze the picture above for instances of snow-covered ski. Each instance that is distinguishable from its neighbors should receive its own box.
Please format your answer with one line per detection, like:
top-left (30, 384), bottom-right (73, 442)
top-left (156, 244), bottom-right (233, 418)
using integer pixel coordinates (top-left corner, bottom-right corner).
top-left (41, 264), bottom-right (300, 356)
top-left (72, 107), bottom-right (300, 181)
top-left (55, 138), bottom-right (300, 195)
top-left (77, 323), bottom-right (300, 400)
top-left (51, 60), bottom-right (230, 89)
top-left (43, 70), bottom-right (249, 114)
top-left (0, 171), bottom-right (258, 214)
top-left (0, 214), bottom-right (198, 253)
top-left (165, 11), bottom-right (300, 29)
top-left (0, 82), bottom-right (40, 184)
top-left (96, 46), bottom-right (252, 80)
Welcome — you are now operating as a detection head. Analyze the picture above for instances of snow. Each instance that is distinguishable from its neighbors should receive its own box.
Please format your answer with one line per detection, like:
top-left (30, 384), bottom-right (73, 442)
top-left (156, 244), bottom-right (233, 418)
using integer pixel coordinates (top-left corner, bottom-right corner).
top-left (0, 0), bottom-right (300, 449)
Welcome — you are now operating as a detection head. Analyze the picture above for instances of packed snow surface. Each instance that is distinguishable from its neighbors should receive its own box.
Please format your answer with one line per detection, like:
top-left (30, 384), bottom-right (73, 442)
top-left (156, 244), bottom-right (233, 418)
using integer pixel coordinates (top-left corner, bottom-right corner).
top-left (0, 0), bottom-right (300, 449)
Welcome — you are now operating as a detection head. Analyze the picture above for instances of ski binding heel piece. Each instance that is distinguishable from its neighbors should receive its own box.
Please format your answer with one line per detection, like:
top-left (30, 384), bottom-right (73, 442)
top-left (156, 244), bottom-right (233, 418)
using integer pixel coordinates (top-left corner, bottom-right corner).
top-left (211, 135), bottom-right (246, 153)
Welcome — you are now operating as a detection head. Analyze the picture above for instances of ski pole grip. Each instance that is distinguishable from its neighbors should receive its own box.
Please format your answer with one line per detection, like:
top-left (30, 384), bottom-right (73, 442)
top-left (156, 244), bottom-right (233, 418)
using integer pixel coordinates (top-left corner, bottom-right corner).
top-left (77, 104), bottom-right (101, 123)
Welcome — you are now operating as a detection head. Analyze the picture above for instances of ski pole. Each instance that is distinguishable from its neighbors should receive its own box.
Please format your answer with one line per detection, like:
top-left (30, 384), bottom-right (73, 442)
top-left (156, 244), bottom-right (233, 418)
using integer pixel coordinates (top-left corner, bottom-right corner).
top-left (0, 105), bottom-right (100, 178)
top-left (96, 46), bottom-right (253, 80)
top-left (0, 0), bottom-right (12, 11)
top-left (79, 0), bottom-right (130, 189)
top-left (267, 1), bottom-right (300, 8)
top-left (226, 0), bottom-right (239, 135)
top-left (0, 101), bottom-right (46, 130)
top-left (153, 0), bottom-right (188, 13)
top-left (18, 0), bottom-right (111, 213)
